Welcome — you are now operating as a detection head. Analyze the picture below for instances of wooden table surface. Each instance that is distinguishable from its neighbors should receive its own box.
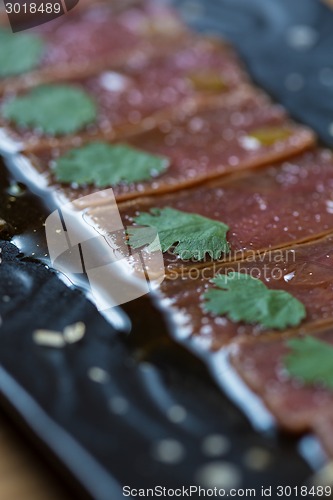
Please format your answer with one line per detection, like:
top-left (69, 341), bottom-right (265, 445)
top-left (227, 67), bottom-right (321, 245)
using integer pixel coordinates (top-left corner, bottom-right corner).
top-left (0, 410), bottom-right (72, 500)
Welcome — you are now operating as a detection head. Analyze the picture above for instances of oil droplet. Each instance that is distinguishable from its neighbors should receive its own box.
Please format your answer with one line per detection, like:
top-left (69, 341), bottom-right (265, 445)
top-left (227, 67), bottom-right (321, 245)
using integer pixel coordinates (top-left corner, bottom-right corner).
top-left (151, 439), bottom-right (185, 464)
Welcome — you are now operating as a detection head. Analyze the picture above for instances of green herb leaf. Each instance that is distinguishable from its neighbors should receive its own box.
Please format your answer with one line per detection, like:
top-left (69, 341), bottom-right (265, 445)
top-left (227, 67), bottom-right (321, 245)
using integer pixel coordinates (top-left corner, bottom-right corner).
top-left (54, 142), bottom-right (169, 187)
top-left (0, 28), bottom-right (44, 77)
top-left (2, 85), bottom-right (97, 135)
top-left (128, 207), bottom-right (230, 260)
top-left (203, 272), bottom-right (306, 329)
top-left (284, 337), bottom-right (333, 389)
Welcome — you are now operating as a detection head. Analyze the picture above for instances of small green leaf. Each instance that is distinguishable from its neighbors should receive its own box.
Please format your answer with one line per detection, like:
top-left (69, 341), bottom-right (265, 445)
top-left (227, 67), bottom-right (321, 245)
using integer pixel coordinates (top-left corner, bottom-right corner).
top-left (203, 272), bottom-right (306, 330)
top-left (2, 84), bottom-right (97, 135)
top-left (54, 142), bottom-right (169, 187)
top-left (0, 28), bottom-right (44, 77)
top-left (128, 207), bottom-right (230, 260)
top-left (248, 127), bottom-right (292, 146)
top-left (284, 337), bottom-right (333, 390)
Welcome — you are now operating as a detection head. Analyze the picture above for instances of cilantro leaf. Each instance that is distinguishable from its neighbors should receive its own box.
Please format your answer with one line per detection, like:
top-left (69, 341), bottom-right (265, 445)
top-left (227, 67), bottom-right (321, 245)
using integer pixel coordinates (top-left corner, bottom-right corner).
top-left (284, 337), bottom-right (333, 389)
top-left (0, 28), bottom-right (44, 78)
top-left (127, 226), bottom-right (161, 254)
top-left (128, 207), bottom-right (230, 260)
top-left (2, 85), bottom-right (97, 135)
top-left (187, 71), bottom-right (227, 92)
top-left (203, 272), bottom-right (306, 330)
top-left (54, 142), bottom-right (169, 187)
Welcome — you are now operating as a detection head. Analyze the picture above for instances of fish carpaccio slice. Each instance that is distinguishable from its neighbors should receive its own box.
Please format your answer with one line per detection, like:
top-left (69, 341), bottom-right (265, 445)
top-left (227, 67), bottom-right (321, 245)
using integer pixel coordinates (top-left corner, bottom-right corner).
top-left (151, 235), bottom-right (333, 350)
top-left (0, 1), bottom-right (187, 92)
top-left (0, 39), bottom-right (250, 152)
top-left (231, 329), bottom-right (333, 442)
top-left (99, 149), bottom-right (333, 273)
